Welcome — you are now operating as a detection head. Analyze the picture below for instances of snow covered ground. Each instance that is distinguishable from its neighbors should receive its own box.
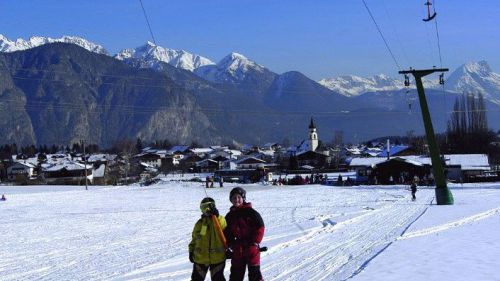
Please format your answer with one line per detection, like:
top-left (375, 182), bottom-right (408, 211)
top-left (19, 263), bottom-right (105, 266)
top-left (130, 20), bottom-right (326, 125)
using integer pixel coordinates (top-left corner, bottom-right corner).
top-left (1, 179), bottom-right (499, 281)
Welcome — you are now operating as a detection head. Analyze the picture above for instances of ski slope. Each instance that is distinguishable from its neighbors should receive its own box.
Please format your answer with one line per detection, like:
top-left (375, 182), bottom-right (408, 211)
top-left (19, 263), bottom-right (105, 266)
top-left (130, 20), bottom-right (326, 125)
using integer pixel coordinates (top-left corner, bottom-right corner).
top-left (1, 180), bottom-right (499, 280)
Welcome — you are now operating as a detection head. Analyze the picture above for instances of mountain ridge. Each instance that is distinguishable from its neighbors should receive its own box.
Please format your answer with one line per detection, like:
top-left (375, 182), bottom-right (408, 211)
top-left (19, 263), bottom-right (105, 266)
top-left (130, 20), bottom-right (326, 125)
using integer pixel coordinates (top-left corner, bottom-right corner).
top-left (3, 34), bottom-right (500, 106)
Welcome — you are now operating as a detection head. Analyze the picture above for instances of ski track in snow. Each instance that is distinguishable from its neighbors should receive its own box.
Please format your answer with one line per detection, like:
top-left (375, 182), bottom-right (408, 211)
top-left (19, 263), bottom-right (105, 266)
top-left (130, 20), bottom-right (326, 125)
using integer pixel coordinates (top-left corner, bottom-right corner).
top-left (0, 183), bottom-right (453, 280)
top-left (261, 195), bottom-right (434, 280)
top-left (398, 207), bottom-right (500, 240)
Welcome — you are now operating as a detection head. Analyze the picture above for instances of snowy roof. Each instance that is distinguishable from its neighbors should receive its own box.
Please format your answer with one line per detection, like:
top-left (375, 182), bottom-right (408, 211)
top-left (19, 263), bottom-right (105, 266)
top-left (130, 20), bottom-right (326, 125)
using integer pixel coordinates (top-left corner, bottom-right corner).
top-left (297, 140), bottom-right (310, 153)
top-left (139, 162), bottom-right (156, 168)
top-left (87, 154), bottom-right (117, 162)
top-left (348, 157), bottom-right (390, 167)
top-left (44, 161), bottom-right (87, 172)
top-left (210, 146), bottom-right (228, 150)
top-left (190, 148), bottom-right (214, 154)
top-left (445, 154), bottom-right (490, 170)
top-left (372, 157), bottom-right (424, 167)
top-left (19, 158), bottom-right (38, 166)
top-left (377, 145), bottom-right (410, 157)
top-left (92, 164), bottom-right (106, 178)
top-left (169, 146), bottom-right (190, 153)
top-left (346, 147), bottom-right (363, 155)
top-left (195, 159), bottom-right (218, 165)
top-left (235, 157), bottom-right (266, 164)
top-left (228, 150), bottom-right (242, 157)
top-left (11, 161), bottom-right (36, 169)
top-left (349, 154), bottom-right (490, 170)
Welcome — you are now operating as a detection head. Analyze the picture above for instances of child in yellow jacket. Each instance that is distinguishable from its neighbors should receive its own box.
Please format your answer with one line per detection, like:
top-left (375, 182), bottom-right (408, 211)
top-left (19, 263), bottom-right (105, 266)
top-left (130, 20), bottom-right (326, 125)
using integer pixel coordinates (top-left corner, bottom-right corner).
top-left (189, 197), bottom-right (227, 281)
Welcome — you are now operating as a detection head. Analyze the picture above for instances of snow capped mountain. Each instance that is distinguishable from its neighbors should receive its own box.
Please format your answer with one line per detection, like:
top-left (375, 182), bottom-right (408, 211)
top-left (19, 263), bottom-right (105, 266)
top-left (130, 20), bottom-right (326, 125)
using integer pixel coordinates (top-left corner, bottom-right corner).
top-left (115, 42), bottom-right (214, 72)
top-left (319, 74), bottom-right (404, 97)
top-left (0, 34), bottom-right (108, 54)
top-left (445, 61), bottom-right (500, 104)
top-left (194, 52), bottom-right (269, 83)
top-left (216, 52), bottom-right (266, 77)
top-left (319, 74), bottom-right (440, 97)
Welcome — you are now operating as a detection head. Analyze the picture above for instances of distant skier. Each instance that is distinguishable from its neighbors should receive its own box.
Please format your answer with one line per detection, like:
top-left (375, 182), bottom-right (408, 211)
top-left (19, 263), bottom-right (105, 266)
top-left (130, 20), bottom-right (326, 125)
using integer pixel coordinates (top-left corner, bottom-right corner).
top-left (219, 176), bottom-right (224, 188)
top-left (189, 197), bottom-right (227, 281)
top-left (410, 180), bottom-right (417, 201)
top-left (0, 194), bottom-right (5, 201)
top-left (225, 187), bottom-right (265, 281)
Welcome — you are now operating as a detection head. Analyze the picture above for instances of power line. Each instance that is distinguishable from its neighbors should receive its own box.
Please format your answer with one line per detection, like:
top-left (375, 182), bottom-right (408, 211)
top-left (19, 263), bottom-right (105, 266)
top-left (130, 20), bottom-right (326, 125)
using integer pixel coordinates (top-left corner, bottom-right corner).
top-left (0, 97), bottom-right (497, 116)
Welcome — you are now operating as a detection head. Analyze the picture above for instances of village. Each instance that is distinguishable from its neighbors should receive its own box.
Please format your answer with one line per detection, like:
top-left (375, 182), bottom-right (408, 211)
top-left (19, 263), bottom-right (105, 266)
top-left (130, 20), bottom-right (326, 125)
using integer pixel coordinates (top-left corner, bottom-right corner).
top-left (1, 118), bottom-right (498, 188)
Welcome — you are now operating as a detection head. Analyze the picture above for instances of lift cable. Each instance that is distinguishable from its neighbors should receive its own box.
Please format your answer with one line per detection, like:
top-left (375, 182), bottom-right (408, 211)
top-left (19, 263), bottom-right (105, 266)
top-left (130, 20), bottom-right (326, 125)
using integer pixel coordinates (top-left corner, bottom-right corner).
top-left (361, 0), bottom-right (401, 71)
top-left (139, 0), bottom-right (157, 46)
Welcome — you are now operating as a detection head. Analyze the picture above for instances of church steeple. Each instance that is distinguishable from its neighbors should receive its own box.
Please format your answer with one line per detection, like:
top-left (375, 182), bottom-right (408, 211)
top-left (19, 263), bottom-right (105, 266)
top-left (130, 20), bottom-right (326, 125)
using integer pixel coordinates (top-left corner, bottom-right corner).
top-left (308, 117), bottom-right (318, 151)
top-left (309, 117), bottom-right (316, 129)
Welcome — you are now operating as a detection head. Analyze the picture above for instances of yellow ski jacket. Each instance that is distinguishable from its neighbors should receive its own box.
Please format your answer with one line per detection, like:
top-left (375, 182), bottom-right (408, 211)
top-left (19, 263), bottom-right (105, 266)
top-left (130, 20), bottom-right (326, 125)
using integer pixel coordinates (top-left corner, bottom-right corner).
top-left (189, 215), bottom-right (227, 265)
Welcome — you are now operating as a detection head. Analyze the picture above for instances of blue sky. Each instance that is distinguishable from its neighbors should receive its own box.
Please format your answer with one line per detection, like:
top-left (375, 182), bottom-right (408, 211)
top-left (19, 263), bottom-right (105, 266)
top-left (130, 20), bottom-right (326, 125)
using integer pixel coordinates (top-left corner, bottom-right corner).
top-left (1, 0), bottom-right (499, 80)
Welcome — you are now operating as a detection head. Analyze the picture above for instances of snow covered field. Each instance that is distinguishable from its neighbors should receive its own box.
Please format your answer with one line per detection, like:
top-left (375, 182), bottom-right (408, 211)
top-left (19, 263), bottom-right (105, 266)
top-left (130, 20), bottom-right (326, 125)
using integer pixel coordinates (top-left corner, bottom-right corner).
top-left (1, 180), bottom-right (499, 281)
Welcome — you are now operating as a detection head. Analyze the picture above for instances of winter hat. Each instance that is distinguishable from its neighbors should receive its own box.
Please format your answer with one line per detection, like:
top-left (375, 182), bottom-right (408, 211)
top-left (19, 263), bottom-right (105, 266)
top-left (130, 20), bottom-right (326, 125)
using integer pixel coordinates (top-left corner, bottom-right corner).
top-left (200, 197), bottom-right (216, 213)
top-left (229, 187), bottom-right (246, 201)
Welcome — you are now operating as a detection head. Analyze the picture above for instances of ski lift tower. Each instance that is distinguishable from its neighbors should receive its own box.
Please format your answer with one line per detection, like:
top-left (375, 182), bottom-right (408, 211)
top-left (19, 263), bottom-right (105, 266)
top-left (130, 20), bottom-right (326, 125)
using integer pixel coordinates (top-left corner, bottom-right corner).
top-left (399, 67), bottom-right (454, 205)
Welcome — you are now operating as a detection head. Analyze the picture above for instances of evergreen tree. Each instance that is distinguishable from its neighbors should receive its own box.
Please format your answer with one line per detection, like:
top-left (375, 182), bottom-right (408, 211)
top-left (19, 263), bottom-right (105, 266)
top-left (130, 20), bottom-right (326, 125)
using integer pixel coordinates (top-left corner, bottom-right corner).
top-left (136, 138), bottom-right (143, 152)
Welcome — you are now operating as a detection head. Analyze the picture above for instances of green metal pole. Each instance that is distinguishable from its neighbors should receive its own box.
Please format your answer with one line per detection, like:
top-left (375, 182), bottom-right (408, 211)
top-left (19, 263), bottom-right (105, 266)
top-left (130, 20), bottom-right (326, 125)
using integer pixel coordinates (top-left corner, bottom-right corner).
top-left (399, 68), bottom-right (453, 205)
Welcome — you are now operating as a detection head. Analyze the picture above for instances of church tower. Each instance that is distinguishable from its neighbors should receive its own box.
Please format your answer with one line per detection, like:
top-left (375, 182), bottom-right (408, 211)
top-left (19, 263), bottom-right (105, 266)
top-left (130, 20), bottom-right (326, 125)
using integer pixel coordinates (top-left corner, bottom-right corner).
top-left (308, 117), bottom-right (319, 151)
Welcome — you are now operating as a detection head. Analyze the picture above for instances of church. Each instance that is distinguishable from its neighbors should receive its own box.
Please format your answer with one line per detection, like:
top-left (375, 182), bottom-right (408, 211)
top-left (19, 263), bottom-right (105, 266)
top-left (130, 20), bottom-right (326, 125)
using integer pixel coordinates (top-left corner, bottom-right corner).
top-left (296, 117), bottom-right (320, 153)
top-left (295, 118), bottom-right (330, 168)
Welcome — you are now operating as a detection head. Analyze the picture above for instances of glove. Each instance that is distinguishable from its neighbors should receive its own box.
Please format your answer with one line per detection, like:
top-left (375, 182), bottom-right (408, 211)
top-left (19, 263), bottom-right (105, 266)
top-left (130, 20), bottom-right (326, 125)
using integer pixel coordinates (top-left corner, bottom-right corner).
top-left (210, 206), bottom-right (219, 217)
top-left (225, 248), bottom-right (233, 259)
top-left (189, 252), bottom-right (194, 263)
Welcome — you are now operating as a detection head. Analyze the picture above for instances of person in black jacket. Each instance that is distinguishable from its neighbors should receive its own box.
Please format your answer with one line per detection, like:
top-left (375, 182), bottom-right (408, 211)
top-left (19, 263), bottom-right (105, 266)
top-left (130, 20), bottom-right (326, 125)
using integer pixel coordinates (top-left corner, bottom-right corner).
top-left (411, 180), bottom-right (417, 201)
top-left (225, 187), bottom-right (265, 281)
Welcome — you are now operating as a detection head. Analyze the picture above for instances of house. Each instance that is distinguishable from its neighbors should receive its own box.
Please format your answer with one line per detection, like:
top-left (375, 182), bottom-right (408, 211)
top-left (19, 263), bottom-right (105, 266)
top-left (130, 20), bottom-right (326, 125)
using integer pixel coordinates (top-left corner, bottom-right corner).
top-left (189, 147), bottom-right (214, 157)
top-left (6, 162), bottom-right (36, 183)
top-left (246, 151), bottom-right (275, 163)
top-left (92, 164), bottom-right (107, 185)
top-left (179, 154), bottom-right (204, 172)
top-left (235, 157), bottom-right (267, 169)
top-left (296, 151), bottom-right (329, 169)
top-left (87, 154), bottom-right (117, 165)
top-left (136, 152), bottom-right (162, 167)
top-left (348, 154), bottom-right (492, 184)
top-left (196, 159), bottom-right (220, 173)
top-left (372, 157), bottom-right (431, 184)
top-left (348, 157), bottom-right (387, 183)
top-left (214, 168), bottom-right (268, 183)
top-left (43, 161), bottom-right (93, 185)
top-left (443, 154), bottom-right (491, 182)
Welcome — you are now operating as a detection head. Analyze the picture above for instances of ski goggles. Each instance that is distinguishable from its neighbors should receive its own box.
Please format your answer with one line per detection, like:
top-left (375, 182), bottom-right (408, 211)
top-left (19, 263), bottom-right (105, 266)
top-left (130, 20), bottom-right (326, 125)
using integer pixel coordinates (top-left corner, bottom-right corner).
top-left (200, 202), bottom-right (215, 213)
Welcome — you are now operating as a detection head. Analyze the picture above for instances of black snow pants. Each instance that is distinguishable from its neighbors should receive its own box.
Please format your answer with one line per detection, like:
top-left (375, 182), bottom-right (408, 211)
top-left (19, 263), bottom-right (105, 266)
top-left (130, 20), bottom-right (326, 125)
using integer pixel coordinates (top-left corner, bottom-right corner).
top-left (191, 262), bottom-right (226, 281)
top-left (229, 265), bottom-right (263, 281)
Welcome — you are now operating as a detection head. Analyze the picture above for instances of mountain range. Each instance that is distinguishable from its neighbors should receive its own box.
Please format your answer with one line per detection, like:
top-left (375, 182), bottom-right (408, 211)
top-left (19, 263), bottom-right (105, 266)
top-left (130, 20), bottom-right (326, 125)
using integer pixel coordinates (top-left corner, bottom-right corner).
top-left (1, 34), bottom-right (499, 147)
